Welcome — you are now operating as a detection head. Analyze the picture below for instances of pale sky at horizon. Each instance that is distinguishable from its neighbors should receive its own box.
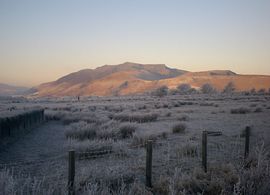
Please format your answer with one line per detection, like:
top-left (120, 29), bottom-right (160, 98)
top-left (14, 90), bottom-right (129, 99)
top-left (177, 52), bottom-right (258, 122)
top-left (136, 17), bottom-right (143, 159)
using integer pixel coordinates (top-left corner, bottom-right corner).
top-left (0, 0), bottom-right (270, 87)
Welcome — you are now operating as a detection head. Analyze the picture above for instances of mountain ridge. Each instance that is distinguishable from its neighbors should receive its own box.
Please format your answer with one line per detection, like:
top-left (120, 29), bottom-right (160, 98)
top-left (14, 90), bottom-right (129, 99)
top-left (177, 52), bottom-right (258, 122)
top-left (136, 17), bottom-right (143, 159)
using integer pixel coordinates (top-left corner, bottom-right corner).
top-left (30, 62), bottom-right (270, 97)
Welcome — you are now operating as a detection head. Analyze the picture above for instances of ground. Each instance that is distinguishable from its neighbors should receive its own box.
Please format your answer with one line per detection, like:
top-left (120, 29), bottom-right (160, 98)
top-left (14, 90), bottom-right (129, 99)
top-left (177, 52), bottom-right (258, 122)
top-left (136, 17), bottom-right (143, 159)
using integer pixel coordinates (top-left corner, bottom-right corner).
top-left (0, 93), bottom-right (270, 194)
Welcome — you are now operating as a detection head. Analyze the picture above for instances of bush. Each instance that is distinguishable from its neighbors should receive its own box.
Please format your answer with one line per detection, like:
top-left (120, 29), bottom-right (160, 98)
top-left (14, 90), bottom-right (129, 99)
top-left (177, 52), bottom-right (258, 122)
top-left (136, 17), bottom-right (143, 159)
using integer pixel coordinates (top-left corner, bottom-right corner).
top-left (118, 123), bottom-right (137, 139)
top-left (172, 123), bottom-right (186, 133)
top-left (176, 143), bottom-right (198, 157)
top-left (65, 122), bottom-right (97, 140)
top-left (152, 86), bottom-right (168, 97)
top-left (254, 107), bottom-right (263, 113)
top-left (201, 83), bottom-right (216, 94)
top-left (177, 115), bottom-right (189, 121)
top-left (258, 88), bottom-right (266, 94)
top-left (231, 107), bottom-right (250, 114)
top-left (111, 113), bottom-right (158, 123)
top-left (223, 82), bottom-right (235, 93)
top-left (177, 83), bottom-right (192, 94)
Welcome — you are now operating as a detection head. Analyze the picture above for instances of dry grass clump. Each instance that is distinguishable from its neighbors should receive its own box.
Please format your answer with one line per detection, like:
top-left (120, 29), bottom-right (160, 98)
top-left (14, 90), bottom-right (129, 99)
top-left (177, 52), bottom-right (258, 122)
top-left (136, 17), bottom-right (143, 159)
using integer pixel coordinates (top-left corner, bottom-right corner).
top-left (231, 143), bottom-right (270, 195)
top-left (82, 176), bottom-right (150, 195)
top-left (177, 115), bottom-right (189, 121)
top-left (253, 107), bottom-right (263, 113)
top-left (63, 114), bottom-right (106, 125)
top-left (166, 164), bottom-right (238, 195)
top-left (62, 115), bottom-right (81, 125)
top-left (0, 169), bottom-right (15, 195)
top-left (97, 121), bottom-right (137, 140)
top-left (231, 107), bottom-right (251, 114)
top-left (110, 113), bottom-right (158, 123)
top-left (68, 139), bottom-right (129, 159)
top-left (200, 102), bottom-right (214, 106)
top-left (0, 169), bottom-right (67, 195)
top-left (249, 103), bottom-right (257, 107)
top-left (172, 123), bottom-right (186, 134)
top-left (176, 143), bottom-right (198, 158)
top-left (65, 122), bottom-right (97, 140)
top-left (45, 111), bottom-right (65, 121)
top-left (131, 132), bottom-right (158, 147)
top-left (118, 123), bottom-right (137, 139)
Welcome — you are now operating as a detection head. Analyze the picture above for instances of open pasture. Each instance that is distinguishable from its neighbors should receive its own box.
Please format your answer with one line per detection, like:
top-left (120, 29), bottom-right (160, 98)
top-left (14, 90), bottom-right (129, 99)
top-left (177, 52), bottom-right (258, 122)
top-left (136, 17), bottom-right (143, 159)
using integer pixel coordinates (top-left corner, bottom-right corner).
top-left (0, 93), bottom-right (270, 194)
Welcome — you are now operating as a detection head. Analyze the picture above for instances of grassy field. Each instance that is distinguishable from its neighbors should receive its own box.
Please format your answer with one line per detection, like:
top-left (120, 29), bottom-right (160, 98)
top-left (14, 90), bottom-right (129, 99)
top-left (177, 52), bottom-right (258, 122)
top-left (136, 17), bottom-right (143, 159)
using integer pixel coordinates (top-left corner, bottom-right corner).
top-left (0, 93), bottom-right (270, 194)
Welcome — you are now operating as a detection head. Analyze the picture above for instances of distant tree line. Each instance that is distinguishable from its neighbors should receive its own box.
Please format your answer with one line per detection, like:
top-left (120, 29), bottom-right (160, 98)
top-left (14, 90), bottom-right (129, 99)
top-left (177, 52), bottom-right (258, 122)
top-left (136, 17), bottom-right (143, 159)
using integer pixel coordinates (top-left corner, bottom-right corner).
top-left (152, 82), bottom-right (270, 97)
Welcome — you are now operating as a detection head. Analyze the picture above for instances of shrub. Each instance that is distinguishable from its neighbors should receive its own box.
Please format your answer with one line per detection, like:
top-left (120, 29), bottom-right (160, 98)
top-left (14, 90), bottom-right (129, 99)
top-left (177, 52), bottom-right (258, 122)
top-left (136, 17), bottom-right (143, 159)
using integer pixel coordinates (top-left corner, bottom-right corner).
top-left (172, 123), bottom-right (186, 134)
top-left (254, 107), bottom-right (263, 113)
top-left (177, 115), bottom-right (189, 121)
top-left (169, 89), bottom-right (178, 95)
top-left (177, 83), bottom-right (192, 94)
top-left (165, 112), bottom-right (171, 117)
top-left (62, 115), bottom-right (81, 125)
top-left (258, 88), bottom-right (266, 94)
top-left (45, 111), bottom-right (65, 121)
top-left (152, 86), bottom-right (168, 97)
top-left (168, 164), bottom-right (238, 195)
top-left (118, 123), bottom-right (137, 139)
top-left (201, 83), bottom-right (216, 94)
top-left (250, 88), bottom-right (256, 94)
top-left (223, 82), bottom-right (235, 93)
top-left (131, 132), bottom-right (158, 147)
top-left (161, 132), bottom-right (168, 139)
top-left (111, 113), bottom-right (158, 123)
top-left (231, 107), bottom-right (250, 114)
top-left (0, 169), bottom-right (15, 195)
top-left (176, 143), bottom-right (198, 157)
top-left (249, 103), bottom-right (257, 107)
top-left (65, 122), bottom-right (97, 140)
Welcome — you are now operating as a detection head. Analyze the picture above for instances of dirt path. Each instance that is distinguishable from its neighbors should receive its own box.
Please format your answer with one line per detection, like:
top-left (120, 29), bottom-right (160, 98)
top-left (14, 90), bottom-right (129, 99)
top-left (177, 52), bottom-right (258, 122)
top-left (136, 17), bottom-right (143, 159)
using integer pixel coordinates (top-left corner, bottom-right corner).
top-left (0, 121), bottom-right (68, 178)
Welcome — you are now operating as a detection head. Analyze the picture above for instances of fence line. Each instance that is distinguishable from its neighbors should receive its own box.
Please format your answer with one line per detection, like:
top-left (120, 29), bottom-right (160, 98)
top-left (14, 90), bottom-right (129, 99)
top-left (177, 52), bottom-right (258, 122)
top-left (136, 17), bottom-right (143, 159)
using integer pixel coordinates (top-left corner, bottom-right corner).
top-left (0, 126), bottom-right (253, 195)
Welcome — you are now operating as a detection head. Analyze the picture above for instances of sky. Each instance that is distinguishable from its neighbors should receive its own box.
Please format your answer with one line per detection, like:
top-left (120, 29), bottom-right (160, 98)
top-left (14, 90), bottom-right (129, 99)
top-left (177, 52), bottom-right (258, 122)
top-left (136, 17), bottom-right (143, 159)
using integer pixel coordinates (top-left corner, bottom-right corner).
top-left (0, 0), bottom-right (270, 87)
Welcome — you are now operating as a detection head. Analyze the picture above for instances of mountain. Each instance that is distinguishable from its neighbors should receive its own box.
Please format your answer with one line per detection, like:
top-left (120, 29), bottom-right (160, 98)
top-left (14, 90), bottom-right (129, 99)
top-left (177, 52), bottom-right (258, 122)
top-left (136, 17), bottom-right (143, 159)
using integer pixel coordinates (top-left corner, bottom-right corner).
top-left (31, 62), bottom-right (270, 97)
top-left (0, 83), bottom-right (29, 96)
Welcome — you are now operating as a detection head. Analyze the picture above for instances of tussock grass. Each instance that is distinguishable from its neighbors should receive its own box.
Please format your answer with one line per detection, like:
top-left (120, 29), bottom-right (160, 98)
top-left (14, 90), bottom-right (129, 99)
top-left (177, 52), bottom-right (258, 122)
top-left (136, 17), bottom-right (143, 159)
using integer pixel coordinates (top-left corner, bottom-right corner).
top-left (118, 123), bottom-right (137, 139)
top-left (176, 143), bottom-right (198, 158)
top-left (254, 107), bottom-right (263, 113)
top-left (65, 122), bottom-right (97, 140)
top-left (177, 115), bottom-right (189, 121)
top-left (110, 113), bottom-right (158, 123)
top-left (231, 107), bottom-right (251, 114)
top-left (172, 123), bottom-right (186, 134)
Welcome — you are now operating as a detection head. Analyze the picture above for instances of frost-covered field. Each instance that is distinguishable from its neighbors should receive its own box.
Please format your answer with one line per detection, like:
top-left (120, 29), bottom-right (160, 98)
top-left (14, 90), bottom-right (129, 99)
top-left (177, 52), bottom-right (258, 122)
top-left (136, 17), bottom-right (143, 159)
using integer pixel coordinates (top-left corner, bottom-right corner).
top-left (0, 94), bottom-right (270, 194)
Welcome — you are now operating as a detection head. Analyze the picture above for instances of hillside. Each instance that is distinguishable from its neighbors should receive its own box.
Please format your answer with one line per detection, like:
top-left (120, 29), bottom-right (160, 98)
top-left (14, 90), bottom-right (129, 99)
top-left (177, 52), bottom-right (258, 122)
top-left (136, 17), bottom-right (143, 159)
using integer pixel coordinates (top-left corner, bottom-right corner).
top-left (0, 83), bottom-right (29, 96)
top-left (31, 62), bottom-right (270, 97)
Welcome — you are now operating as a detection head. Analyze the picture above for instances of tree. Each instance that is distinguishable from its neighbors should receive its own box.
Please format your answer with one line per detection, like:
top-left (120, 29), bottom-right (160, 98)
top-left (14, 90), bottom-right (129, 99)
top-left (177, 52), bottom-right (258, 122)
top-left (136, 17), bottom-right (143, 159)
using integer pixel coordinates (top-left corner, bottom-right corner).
top-left (201, 83), bottom-right (216, 94)
top-left (153, 86), bottom-right (168, 97)
top-left (223, 82), bottom-right (235, 93)
top-left (177, 83), bottom-right (191, 94)
top-left (250, 88), bottom-right (256, 94)
top-left (169, 89), bottom-right (178, 95)
top-left (258, 88), bottom-right (266, 94)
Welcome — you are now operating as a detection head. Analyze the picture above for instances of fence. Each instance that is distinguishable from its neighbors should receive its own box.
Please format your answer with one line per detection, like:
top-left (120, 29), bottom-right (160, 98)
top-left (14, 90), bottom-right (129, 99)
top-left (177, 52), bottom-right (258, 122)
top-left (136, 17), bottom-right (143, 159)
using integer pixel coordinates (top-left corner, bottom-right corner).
top-left (0, 109), bottom-right (44, 138)
top-left (0, 126), bottom-right (253, 194)
top-left (66, 126), bottom-right (252, 194)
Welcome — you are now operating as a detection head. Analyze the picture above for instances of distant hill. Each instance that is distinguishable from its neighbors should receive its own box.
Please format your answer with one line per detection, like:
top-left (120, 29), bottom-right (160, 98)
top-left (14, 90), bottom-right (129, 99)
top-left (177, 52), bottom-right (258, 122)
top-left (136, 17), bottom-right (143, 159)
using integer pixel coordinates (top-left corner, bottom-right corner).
top-left (31, 62), bottom-right (270, 97)
top-left (0, 83), bottom-right (29, 96)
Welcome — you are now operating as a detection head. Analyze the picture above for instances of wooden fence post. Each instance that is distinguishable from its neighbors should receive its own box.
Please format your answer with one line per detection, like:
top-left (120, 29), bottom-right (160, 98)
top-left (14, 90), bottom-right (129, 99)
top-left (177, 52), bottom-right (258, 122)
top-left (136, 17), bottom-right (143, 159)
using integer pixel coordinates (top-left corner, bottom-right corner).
top-left (202, 131), bottom-right (207, 172)
top-left (68, 150), bottom-right (75, 195)
top-left (146, 140), bottom-right (153, 188)
top-left (244, 126), bottom-right (250, 159)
